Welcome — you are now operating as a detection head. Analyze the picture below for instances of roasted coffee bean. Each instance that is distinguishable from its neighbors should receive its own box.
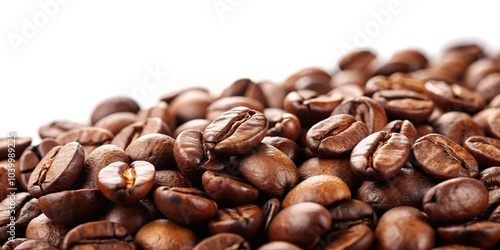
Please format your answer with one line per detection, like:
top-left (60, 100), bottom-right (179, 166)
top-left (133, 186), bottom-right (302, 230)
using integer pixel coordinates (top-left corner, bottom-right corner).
top-left (169, 88), bottom-right (213, 126)
top-left (135, 219), bottom-right (198, 250)
top-left (478, 167), bottom-right (500, 218)
top-left (160, 86), bottom-right (210, 103)
top-left (25, 213), bottom-right (70, 249)
top-left (373, 89), bottom-right (434, 124)
top-left (390, 49), bottom-right (428, 71)
top-left (0, 137), bottom-right (31, 161)
top-left (425, 80), bottom-right (485, 113)
top-left (329, 199), bottom-right (378, 231)
top-left (338, 50), bottom-right (376, 72)
top-left (61, 220), bottom-right (135, 250)
top-left (125, 133), bottom-right (176, 170)
top-left (192, 233), bottom-right (250, 250)
top-left (257, 241), bottom-right (302, 250)
top-left (154, 187), bottom-right (218, 226)
top-left (489, 204), bottom-right (500, 223)
top-left (489, 94), bottom-right (500, 108)
top-left (431, 245), bottom-right (483, 250)
top-left (306, 114), bottom-right (368, 158)
top-left (55, 127), bottom-right (113, 155)
top-left (332, 96), bottom-right (387, 134)
top-left (111, 117), bottom-right (171, 150)
top-left (422, 177), bottom-right (488, 225)
top-left (75, 144), bottom-right (129, 189)
top-left (472, 108), bottom-right (498, 132)
top-left (432, 111), bottom-right (484, 146)
top-left (136, 101), bottom-right (176, 132)
top-left (94, 112), bottom-right (138, 136)
top-left (208, 204), bottom-right (263, 240)
top-left (464, 58), bottom-right (500, 90)
top-left (152, 170), bottom-right (192, 191)
top-left (97, 161), bottom-right (155, 205)
top-left (435, 50), bottom-right (471, 80)
top-left (203, 107), bottom-right (268, 156)
top-left (412, 67), bottom-right (458, 87)
top-left (101, 203), bottom-right (154, 235)
top-left (268, 202), bottom-right (331, 249)
top-left (258, 81), bottom-right (287, 109)
top-left (219, 78), bottom-right (268, 107)
top-left (476, 73), bottom-right (500, 104)
top-left (202, 170), bottom-right (259, 207)
top-left (38, 189), bottom-right (110, 226)
top-left (328, 84), bottom-right (365, 99)
top-left (411, 133), bottom-right (479, 181)
top-left (0, 193), bottom-right (41, 242)
top-left (11, 239), bottom-right (57, 250)
top-left (464, 136), bottom-right (500, 169)
top-left (437, 221), bottom-right (500, 249)
top-left (351, 131), bottom-right (411, 182)
top-left (259, 198), bottom-right (281, 239)
top-left (1, 238), bottom-right (28, 250)
top-left (282, 68), bottom-right (332, 94)
top-left (238, 143), bottom-right (299, 198)
top-left (443, 42), bottom-right (485, 64)
top-left (364, 75), bottom-right (391, 96)
top-left (372, 60), bottom-right (410, 76)
top-left (487, 108), bottom-right (500, 138)
top-left (38, 120), bottom-right (87, 139)
top-left (358, 166), bottom-right (437, 214)
top-left (382, 119), bottom-right (418, 145)
top-left (17, 138), bottom-right (59, 191)
top-left (263, 108), bottom-right (301, 141)
top-left (388, 72), bottom-right (428, 94)
top-left (375, 206), bottom-right (435, 250)
top-left (261, 136), bottom-right (300, 163)
top-left (173, 119), bottom-right (211, 138)
top-left (0, 162), bottom-right (10, 201)
top-left (416, 124), bottom-right (434, 138)
top-left (206, 96), bottom-right (265, 122)
top-left (90, 96), bottom-right (140, 125)
top-left (282, 175), bottom-right (350, 208)
top-left (27, 142), bottom-right (84, 198)
top-left (322, 224), bottom-right (374, 250)
top-left (330, 71), bottom-right (368, 88)
top-left (283, 90), bottom-right (342, 128)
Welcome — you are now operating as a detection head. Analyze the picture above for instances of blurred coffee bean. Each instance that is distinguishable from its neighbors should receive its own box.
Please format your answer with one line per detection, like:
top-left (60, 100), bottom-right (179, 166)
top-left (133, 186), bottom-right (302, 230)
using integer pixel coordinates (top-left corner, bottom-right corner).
top-left (219, 78), bottom-right (268, 107)
top-left (202, 170), bottom-right (259, 207)
top-left (60, 220), bottom-right (135, 250)
top-left (17, 138), bottom-right (59, 191)
top-left (173, 119), bottom-right (211, 138)
top-left (0, 193), bottom-right (41, 242)
top-left (168, 89), bottom-right (213, 126)
top-left (205, 96), bottom-right (264, 121)
top-left (25, 213), bottom-right (69, 249)
top-left (425, 80), bottom-right (485, 114)
top-left (90, 96), bottom-right (140, 125)
top-left (94, 112), bottom-right (137, 136)
top-left (263, 108), bottom-right (301, 141)
top-left (136, 101), bottom-right (176, 131)
top-left (373, 89), bottom-right (434, 124)
top-left (337, 50), bottom-right (376, 72)
top-left (0, 137), bottom-right (31, 161)
top-left (192, 233), bottom-right (250, 250)
top-left (329, 199), bottom-right (378, 231)
top-left (135, 219), bottom-right (198, 250)
top-left (102, 203), bottom-right (154, 235)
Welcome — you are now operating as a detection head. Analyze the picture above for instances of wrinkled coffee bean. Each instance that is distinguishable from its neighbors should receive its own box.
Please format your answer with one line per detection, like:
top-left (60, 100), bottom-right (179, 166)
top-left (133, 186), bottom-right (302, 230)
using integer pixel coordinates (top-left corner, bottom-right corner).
top-left (329, 199), bottom-right (378, 231)
top-left (135, 219), bottom-right (198, 250)
top-left (331, 96), bottom-right (387, 134)
top-left (17, 138), bottom-right (59, 191)
top-left (208, 204), bottom-right (263, 240)
top-left (282, 175), bottom-right (350, 208)
top-left (464, 136), bottom-right (500, 169)
top-left (61, 220), bottom-right (135, 250)
top-left (55, 127), bottom-right (113, 155)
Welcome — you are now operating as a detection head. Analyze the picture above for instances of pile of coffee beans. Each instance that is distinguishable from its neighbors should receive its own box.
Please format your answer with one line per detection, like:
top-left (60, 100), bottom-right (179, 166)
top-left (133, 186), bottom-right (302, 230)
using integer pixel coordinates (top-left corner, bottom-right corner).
top-left (2, 41), bottom-right (500, 249)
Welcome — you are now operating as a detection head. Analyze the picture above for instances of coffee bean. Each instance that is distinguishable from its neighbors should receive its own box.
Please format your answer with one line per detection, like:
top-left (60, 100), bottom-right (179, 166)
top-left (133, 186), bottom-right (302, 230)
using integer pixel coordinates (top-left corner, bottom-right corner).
top-left (219, 78), bottom-right (268, 107)
top-left (261, 136), bottom-right (300, 163)
top-left (282, 175), bottom-right (350, 208)
top-left (11, 240), bottom-right (58, 250)
top-left (464, 136), bottom-right (500, 169)
top-left (17, 138), bottom-right (59, 191)
top-left (111, 117), bottom-right (171, 150)
top-left (257, 241), bottom-right (302, 250)
top-left (464, 58), bottom-right (500, 90)
top-left (208, 204), bottom-right (263, 240)
top-left (94, 112), bottom-right (138, 136)
top-left (444, 42), bottom-right (485, 64)
top-left (322, 223), bottom-right (374, 250)
top-left (329, 199), bottom-right (378, 231)
top-left (90, 96), bottom-right (140, 125)
top-left (258, 81), bottom-right (287, 109)
top-left (372, 60), bottom-right (410, 76)
top-left (489, 204), bottom-right (500, 223)
top-left (477, 167), bottom-right (500, 219)
top-left (173, 119), bottom-right (211, 138)
top-left (331, 71), bottom-right (368, 88)
top-left (135, 219), bottom-right (198, 250)
top-left (264, 108), bottom-right (301, 141)
top-left (60, 220), bottom-right (135, 250)
top-left (125, 133), bottom-right (176, 170)
top-left (0, 137), bottom-right (31, 161)
top-left (432, 111), bottom-right (484, 145)
top-left (136, 101), bottom-right (176, 132)
top-left (338, 50), bottom-right (376, 72)
top-left (487, 108), bottom-right (500, 138)
top-left (97, 160), bottom-right (155, 205)
top-left (282, 68), bottom-right (332, 94)
top-left (1, 238), bottom-right (28, 250)
top-left (258, 198), bottom-right (281, 242)
top-left (203, 107), bottom-right (268, 156)
top-left (0, 193), bottom-right (41, 242)
top-left (412, 67), bottom-right (458, 86)
top-left (390, 49), bottom-right (428, 71)
top-left (422, 177), bottom-right (488, 225)
top-left (102, 203), bottom-right (154, 235)
top-left (55, 127), bottom-right (113, 156)
top-left (477, 73), bottom-right (500, 104)
top-left (206, 97), bottom-right (265, 122)
top-left (306, 114), bottom-right (369, 158)
top-left (38, 120), bottom-right (87, 139)
top-left (328, 83), bottom-right (365, 99)
top-left (425, 80), bottom-right (485, 113)
top-left (283, 90), bottom-right (342, 128)
top-left (382, 119), bottom-right (418, 145)
top-left (202, 170), bottom-right (259, 207)
top-left (25, 213), bottom-right (69, 249)
top-left (332, 96), bottom-right (387, 134)
top-left (411, 133), bottom-right (479, 181)
top-left (351, 131), bottom-right (411, 182)
top-left (152, 170), bottom-right (192, 191)
top-left (373, 89), bottom-right (434, 124)
top-left (192, 233), bottom-right (251, 250)
top-left (169, 89), bottom-right (213, 126)
top-left (27, 142), bottom-right (85, 198)
top-left (437, 221), bottom-right (500, 249)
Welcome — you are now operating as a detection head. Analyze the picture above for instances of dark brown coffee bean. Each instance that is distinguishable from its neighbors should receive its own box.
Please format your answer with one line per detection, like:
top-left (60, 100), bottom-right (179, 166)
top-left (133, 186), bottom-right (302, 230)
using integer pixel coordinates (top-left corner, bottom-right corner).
top-left (372, 61), bottom-right (410, 76)
top-left (476, 73), bottom-right (500, 104)
top-left (135, 219), bottom-right (198, 250)
top-left (204, 107), bottom-right (268, 156)
top-left (282, 175), bottom-right (350, 208)
top-left (332, 96), bottom-right (387, 134)
top-left (61, 220), bottom-right (135, 250)
top-left (208, 204), bottom-right (263, 240)
top-left (358, 167), bottom-right (437, 214)
top-left (94, 112), bottom-right (138, 136)
top-left (25, 213), bottom-right (69, 249)
top-left (338, 50), bottom-right (376, 72)
top-left (152, 170), bottom-right (192, 191)
top-left (390, 49), bottom-right (428, 71)
top-left (382, 119), bottom-right (418, 145)
top-left (365, 75), bottom-right (391, 96)
top-left (38, 120), bottom-right (87, 139)
top-left (255, 198), bottom-right (282, 245)
top-left (437, 221), bottom-right (500, 249)
top-left (0, 193), bottom-right (41, 242)
top-left (27, 142), bottom-right (85, 198)
top-left (173, 119), bottom-right (211, 138)
top-left (0, 137), bottom-right (31, 161)
top-left (263, 108), bottom-right (301, 141)
top-left (111, 117), bottom-right (171, 150)
top-left (154, 187), bottom-right (218, 226)
top-left (55, 127), bottom-right (113, 156)
top-left (283, 90), bottom-right (342, 128)
top-left (425, 80), bottom-right (485, 113)
top-left (351, 131), bottom-right (411, 182)
top-left (411, 133), bottom-right (479, 181)
top-left (11, 240), bottom-right (57, 250)
top-left (444, 43), bottom-right (485, 64)
top-left (219, 78), bottom-right (268, 107)
top-left (306, 114), bottom-right (368, 158)
top-left (0, 162), bottom-right (10, 202)
top-left (268, 202), bottom-right (331, 249)
top-left (478, 167), bottom-right (500, 219)
top-left (169, 89), bottom-right (213, 126)
top-left (389, 72), bottom-right (427, 93)
top-left (90, 96), bottom-right (140, 125)
top-left (206, 96), bottom-right (265, 122)
top-left (331, 71), bottom-right (368, 88)
top-left (238, 143), bottom-right (299, 198)
top-left (102, 203), bottom-right (154, 235)
top-left (125, 133), bottom-right (176, 170)
top-left (322, 224), bottom-right (374, 250)
top-left (489, 204), bottom-right (500, 223)
top-left (202, 170), bottom-right (259, 207)
top-left (329, 199), bottom-right (378, 231)
top-left (489, 94), bottom-right (500, 108)
top-left (432, 245), bottom-right (483, 250)
top-left (282, 68), bottom-right (332, 94)
top-left (1, 238), bottom-right (28, 250)
top-left (464, 58), bottom-right (500, 90)
top-left (423, 177), bottom-right (488, 225)
top-left (261, 136), bottom-right (300, 163)
top-left (38, 189), bottom-right (110, 226)
top-left (373, 89), bottom-right (434, 124)
top-left (432, 111), bottom-right (484, 146)
top-left (464, 136), bottom-right (500, 169)
top-left (97, 161), bottom-right (155, 205)
top-left (258, 81), bottom-right (287, 109)
top-left (257, 241), bottom-right (302, 250)
top-left (192, 233), bottom-right (250, 250)
top-left (375, 206), bottom-right (435, 250)
top-left (487, 108), bottom-right (500, 138)
top-left (17, 138), bottom-right (59, 191)
top-left (136, 101), bottom-right (176, 132)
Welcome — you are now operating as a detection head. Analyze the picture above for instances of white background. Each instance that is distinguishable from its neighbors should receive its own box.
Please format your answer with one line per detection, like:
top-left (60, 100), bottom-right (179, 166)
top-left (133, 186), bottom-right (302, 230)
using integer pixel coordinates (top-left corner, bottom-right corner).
top-left (1, 0), bottom-right (500, 144)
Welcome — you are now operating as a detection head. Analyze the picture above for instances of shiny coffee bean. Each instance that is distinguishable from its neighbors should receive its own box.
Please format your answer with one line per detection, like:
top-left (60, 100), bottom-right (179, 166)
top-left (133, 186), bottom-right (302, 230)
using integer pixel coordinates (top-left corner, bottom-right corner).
top-left (111, 117), bottom-right (171, 150)
top-left (478, 167), bottom-right (500, 218)
top-left (219, 78), bottom-right (268, 107)
top-left (306, 114), bottom-right (368, 158)
top-left (432, 111), bottom-right (484, 146)
top-left (0, 162), bottom-right (10, 201)
top-left (390, 49), bottom-right (428, 71)
top-left (257, 241), bottom-right (302, 250)
top-left (168, 88), bottom-right (213, 126)
top-left (97, 161), bottom-right (155, 205)
top-left (329, 199), bottom-right (378, 231)
top-left (437, 221), bottom-right (500, 249)
top-left (208, 204), bottom-right (263, 240)
top-left (422, 177), bottom-right (488, 225)
top-left (38, 189), bottom-right (110, 226)
top-left (411, 133), bottom-right (479, 181)
top-left (381, 119), bottom-right (418, 145)
top-left (38, 120), bottom-right (86, 139)
top-left (332, 96), bottom-right (387, 134)
top-left (258, 81), bottom-right (287, 109)
top-left (10, 239), bottom-right (58, 250)
top-left (283, 90), bottom-right (342, 128)
top-left (202, 170), bottom-right (259, 207)
top-left (375, 206), bottom-right (435, 250)
top-left (464, 58), bottom-right (500, 90)
top-left (487, 108), bottom-right (500, 138)
top-left (464, 136), bottom-right (500, 169)
top-left (205, 96), bottom-right (265, 122)
top-left (154, 187), bottom-right (218, 226)
top-left (94, 112), bottom-right (138, 136)
top-left (102, 203), bottom-right (154, 235)
top-left (489, 204), bottom-right (500, 223)
top-left (135, 219), bottom-right (198, 250)
top-left (0, 193), bottom-right (41, 242)
top-left (61, 220), bottom-right (135, 250)
top-left (173, 119), bottom-right (211, 138)
top-left (17, 138), bottom-right (59, 191)
top-left (152, 170), bottom-right (192, 191)
top-left (238, 143), bottom-right (299, 198)
top-left (1, 238), bottom-right (28, 250)
top-left (282, 175), bottom-right (350, 208)
top-left (55, 127), bottom-right (113, 155)
top-left (424, 80), bottom-right (485, 113)
top-left (372, 60), bottom-right (410, 76)
top-left (125, 133), bottom-right (176, 170)
top-left (0, 137), bottom-right (31, 161)
top-left (351, 131), bottom-right (411, 182)
top-left (192, 233), bottom-right (250, 250)
top-left (476, 73), bottom-right (500, 104)
top-left (387, 72), bottom-right (427, 94)
top-left (338, 50), bottom-right (376, 72)
top-left (203, 107), bottom-right (268, 156)
top-left (136, 101), bottom-right (176, 132)
top-left (261, 136), bottom-right (300, 163)
top-left (322, 224), bottom-right (374, 250)
top-left (27, 142), bottom-right (85, 198)
top-left (25, 213), bottom-right (69, 249)
top-left (328, 84), bottom-right (365, 100)
top-left (282, 67), bottom-right (333, 94)
top-left (263, 108), bottom-right (301, 141)
top-left (260, 198), bottom-right (281, 238)
top-left (443, 42), bottom-right (484, 64)
top-left (268, 202), bottom-right (331, 249)
top-left (373, 89), bottom-right (434, 124)
top-left (90, 96), bottom-right (140, 125)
